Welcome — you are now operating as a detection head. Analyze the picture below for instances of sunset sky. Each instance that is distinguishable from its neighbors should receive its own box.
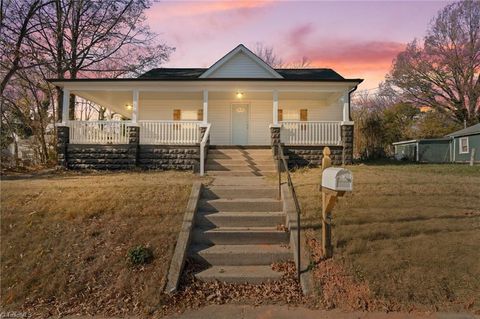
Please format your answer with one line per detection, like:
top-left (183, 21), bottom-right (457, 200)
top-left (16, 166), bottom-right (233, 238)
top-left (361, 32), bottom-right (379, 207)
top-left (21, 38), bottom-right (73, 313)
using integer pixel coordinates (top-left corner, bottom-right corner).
top-left (146, 1), bottom-right (450, 90)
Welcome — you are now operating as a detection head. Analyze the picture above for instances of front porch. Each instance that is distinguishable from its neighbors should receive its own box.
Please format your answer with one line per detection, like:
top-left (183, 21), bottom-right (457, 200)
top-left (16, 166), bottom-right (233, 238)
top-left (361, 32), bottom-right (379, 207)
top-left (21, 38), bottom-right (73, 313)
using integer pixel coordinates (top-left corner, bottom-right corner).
top-left (56, 84), bottom-right (355, 173)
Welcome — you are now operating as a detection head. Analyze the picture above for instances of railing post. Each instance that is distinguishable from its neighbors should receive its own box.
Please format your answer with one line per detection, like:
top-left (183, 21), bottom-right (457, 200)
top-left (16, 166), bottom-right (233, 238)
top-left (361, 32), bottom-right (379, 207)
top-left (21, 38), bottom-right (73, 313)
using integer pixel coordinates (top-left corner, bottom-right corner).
top-left (56, 124), bottom-right (69, 168)
top-left (127, 124), bottom-right (140, 167)
top-left (341, 123), bottom-right (354, 165)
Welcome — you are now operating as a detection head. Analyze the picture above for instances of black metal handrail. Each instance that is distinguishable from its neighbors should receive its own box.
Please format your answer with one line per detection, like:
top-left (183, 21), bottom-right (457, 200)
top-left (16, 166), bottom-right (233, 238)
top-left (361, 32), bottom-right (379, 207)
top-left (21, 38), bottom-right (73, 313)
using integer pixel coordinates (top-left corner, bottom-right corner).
top-left (277, 143), bottom-right (302, 282)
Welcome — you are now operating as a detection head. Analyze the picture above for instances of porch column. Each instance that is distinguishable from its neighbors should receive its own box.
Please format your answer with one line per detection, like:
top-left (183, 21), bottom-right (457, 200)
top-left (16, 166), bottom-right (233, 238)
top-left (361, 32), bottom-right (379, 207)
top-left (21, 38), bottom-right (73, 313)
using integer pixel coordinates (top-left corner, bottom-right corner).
top-left (203, 89), bottom-right (208, 124)
top-left (62, 88), bottom-right (70, 124)
top-left (342, 92), bottom-right (349, 122)
top-left (340, 92), bottom-right (354, 165)
top-left (273, 89), bottom-right (279, 125)
top-left (132, 89), bottom-right (139, 123)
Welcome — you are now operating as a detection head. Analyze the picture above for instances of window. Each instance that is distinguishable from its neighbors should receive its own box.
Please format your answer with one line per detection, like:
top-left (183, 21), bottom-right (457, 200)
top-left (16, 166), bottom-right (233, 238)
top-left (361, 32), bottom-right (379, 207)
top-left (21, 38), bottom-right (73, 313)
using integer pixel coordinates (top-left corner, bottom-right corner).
top-left (197, 109), bottom-right (203, 121)
top-left (173, 109), bottom-right (181, 121)
top-left (459, 137), bottom-right (469, 154)
top-left (278, 109), bottom-right (283, 122)
top-left (300, 109), bottom-right (308, 121)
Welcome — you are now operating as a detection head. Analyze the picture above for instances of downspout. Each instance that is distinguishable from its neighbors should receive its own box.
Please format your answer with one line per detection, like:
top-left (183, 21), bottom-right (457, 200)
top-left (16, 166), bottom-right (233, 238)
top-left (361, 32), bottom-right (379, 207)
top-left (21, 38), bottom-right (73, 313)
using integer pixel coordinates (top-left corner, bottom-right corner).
top-left (347, 85), bottom-right (359, 122)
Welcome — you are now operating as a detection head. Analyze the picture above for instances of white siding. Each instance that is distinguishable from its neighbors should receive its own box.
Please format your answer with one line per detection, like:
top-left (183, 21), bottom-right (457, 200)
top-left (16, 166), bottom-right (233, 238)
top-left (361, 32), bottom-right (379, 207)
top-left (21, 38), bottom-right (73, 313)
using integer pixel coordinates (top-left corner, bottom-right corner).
top-left (248, 101), bottom-right (271, 145)
top-left (279, 99), bottom-right (342, 121)
top-left (208, 52), bottom-right (275, 78)
top-left (139, 99), bottom-right (202, 120)
top-left (209, 100), bottom-right (231, 145)
top-left (137, 95), bottom-right (344, 145)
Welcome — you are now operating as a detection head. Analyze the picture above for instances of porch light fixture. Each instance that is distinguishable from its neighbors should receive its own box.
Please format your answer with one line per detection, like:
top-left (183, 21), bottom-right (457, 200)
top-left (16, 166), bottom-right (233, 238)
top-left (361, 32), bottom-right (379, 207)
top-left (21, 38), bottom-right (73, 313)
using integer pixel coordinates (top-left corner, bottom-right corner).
top-left (125, 103), bottom-right (133, 110)
top-left (236, 91), bottom-right (244, 99)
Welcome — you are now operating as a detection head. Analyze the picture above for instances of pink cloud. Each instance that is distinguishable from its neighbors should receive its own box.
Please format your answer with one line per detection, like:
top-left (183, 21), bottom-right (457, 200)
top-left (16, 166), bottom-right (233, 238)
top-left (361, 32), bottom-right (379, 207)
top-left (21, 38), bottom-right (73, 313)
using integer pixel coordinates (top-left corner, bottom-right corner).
top-left (147, 0), bottom-right (275, 20)
top-left (286, 23), bottom-right (315, 48)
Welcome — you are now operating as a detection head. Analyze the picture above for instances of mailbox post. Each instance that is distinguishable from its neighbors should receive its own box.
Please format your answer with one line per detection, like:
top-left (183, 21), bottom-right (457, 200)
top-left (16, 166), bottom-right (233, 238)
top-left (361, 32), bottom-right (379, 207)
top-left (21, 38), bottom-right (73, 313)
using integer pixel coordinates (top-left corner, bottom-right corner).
top-left (321, 147), bottom-right (353, 258)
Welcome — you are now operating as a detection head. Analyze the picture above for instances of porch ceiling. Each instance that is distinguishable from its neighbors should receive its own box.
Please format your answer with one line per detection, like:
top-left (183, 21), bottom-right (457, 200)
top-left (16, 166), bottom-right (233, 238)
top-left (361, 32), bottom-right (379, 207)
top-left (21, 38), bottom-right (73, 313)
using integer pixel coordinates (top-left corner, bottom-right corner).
top-left (72, 90), bottom-right (133, 118)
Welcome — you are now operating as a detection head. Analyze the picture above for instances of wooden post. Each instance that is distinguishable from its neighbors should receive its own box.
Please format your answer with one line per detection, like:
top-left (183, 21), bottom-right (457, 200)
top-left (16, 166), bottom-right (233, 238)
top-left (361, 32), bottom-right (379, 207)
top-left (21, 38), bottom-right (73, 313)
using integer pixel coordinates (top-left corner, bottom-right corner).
top-left (321, 147), bottom-right (334, 258)
top-left (470, 148), bottom-right (476, 166)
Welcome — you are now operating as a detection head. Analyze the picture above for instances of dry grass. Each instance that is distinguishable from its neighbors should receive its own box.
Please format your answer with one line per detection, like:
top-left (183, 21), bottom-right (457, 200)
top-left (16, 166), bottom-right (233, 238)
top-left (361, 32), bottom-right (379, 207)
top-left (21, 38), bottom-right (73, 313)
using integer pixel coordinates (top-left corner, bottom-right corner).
top-left (290, 163), bottom-right (480, 313)
top-left (0, 170), bottom-right (205, 316)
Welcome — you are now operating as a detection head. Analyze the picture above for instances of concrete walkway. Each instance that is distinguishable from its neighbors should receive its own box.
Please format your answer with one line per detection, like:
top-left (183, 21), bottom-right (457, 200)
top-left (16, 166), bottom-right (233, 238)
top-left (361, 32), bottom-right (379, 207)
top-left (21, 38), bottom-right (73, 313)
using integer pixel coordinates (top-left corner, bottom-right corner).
top-left (168, 305), bottom-right (478, 319)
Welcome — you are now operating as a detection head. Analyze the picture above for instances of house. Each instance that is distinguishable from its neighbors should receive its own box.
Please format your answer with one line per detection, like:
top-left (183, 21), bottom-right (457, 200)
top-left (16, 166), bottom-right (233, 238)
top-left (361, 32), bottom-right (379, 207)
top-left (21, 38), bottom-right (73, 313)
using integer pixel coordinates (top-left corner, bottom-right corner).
top-left (49, 44), bottom-right (363, 174)
top-left (447, 123), bottom-right (480, 163)
top-left (393, 123), bottom-right (480, 163)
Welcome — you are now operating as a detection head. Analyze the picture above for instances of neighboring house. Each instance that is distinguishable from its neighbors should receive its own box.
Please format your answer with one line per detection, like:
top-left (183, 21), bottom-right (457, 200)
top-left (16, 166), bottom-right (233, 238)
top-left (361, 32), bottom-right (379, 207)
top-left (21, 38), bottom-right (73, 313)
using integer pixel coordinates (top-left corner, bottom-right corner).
top-left (447, 123), bottom-right (480, 163)
top-left (49, 44), bottom-right (363, 173)
top-left (393, 123), bottom-right (480, 163)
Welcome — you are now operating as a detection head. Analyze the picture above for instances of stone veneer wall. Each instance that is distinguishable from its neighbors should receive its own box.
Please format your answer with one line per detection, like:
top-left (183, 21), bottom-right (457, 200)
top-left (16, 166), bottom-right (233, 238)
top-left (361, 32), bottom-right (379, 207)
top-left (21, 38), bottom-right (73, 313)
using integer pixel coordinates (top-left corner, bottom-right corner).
top-left (59, 125), bottom-right (200, 171)
top-left (285, 146), bottom-right (344, 167)
top-left (272, 124), bottom-right (354, 168)
top-left (138, 145), bottom-right (199, 171)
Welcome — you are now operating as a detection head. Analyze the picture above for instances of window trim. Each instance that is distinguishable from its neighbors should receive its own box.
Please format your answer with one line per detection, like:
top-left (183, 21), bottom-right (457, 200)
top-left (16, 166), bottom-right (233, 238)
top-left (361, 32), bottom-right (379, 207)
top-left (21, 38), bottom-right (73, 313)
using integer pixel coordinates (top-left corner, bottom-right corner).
top-left (459, 137), bottom-right (469, 154)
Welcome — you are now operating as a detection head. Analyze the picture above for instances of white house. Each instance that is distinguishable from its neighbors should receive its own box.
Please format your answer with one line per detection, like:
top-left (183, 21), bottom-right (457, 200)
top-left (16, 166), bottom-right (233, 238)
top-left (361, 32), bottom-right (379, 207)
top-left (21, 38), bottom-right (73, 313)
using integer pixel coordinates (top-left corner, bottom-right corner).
top-left (50, 44), bottom-right (363, 173)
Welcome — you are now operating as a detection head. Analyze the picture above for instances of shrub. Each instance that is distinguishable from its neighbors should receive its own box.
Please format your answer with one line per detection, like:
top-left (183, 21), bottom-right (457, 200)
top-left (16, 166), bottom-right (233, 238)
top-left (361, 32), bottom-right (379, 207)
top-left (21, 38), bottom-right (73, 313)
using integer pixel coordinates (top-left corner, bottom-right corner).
top-left (127, 245), bottom-right (153, 266)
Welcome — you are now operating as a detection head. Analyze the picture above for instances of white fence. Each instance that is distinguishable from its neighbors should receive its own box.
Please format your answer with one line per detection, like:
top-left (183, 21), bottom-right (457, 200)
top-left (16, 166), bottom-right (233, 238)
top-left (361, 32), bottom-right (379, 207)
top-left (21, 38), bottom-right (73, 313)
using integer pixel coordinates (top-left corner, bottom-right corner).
top-left (139, 121), bottom-right (201, 145)
top-left (280, 121), bottom-right (342, 145)
top-left (68, 121), bottom-right (130, 144)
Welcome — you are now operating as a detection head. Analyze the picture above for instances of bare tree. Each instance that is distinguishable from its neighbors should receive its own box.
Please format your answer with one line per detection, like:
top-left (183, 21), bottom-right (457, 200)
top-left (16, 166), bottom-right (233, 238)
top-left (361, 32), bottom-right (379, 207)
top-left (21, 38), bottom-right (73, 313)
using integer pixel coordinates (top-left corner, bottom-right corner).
top-left (30, 0), bottom-right (174, 120)
top-left (386, 0), bottom-right (480, 125)
top-left (0, 0), bottom-right (53, 96)
top-left (253, 42), bottom-right (284, 68)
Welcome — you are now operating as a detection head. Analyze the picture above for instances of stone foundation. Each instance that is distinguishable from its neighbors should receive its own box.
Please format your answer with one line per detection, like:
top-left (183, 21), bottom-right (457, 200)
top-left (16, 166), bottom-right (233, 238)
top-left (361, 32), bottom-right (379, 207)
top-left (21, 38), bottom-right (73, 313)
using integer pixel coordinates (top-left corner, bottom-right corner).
top-left (284, 146), bottom-right (343, 167)
top-left (56, 126), bottom-right (69, 168)
top-left (138, 145), bottom-right (200, 171)
top-left (341, 124), bottom-right (354, 165)
top-left (67, 144), bottom-right (137, 170)
top-left (273, 123), bottom-right (354, 168)
top-left (59, 124), bottom-right (200, 171)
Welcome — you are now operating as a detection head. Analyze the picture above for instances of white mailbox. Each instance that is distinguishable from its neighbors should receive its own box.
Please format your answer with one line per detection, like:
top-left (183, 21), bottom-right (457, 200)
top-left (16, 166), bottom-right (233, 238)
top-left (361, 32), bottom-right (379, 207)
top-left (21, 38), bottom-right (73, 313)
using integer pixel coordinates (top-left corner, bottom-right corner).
top-left (322, 167), bottom-right (353, 192)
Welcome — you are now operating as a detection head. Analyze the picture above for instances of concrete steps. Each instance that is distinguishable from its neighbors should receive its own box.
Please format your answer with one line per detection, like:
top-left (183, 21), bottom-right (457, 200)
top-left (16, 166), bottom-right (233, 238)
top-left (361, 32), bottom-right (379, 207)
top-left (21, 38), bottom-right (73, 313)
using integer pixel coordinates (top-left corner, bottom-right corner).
top-left (192, 227), bottom-right (289, 245)
top-left (195, 265), bottom-right (282, 284)
top-left (198, 198), bottom-right (282, 212)
top-left (202, 186), bottom-right (279, 200)
top-left (196, 211), bottom-right (285, 227)
top-left (190, 244), bottom-right (291, 266)
top-left (189, 147), bottom-right (291, 284)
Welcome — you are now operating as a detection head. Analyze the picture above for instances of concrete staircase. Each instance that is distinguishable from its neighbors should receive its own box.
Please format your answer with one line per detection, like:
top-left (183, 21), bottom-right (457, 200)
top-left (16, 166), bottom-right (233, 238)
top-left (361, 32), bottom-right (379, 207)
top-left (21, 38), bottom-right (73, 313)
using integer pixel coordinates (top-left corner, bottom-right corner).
top-left (206, 148), bottom-right (277, 176)
top-left (189, 148), bottom-right (291, 284)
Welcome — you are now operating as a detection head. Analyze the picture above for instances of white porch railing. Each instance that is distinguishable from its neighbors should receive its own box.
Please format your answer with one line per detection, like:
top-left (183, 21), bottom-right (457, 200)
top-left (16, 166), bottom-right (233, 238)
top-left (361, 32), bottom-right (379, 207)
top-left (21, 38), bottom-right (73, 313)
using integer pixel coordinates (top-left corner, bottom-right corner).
top-left (280, 121), bottom-right (342, 145)
top-left (68, 121), bottom-right (130, 144)
top-left (139, 121), bottom-right (201, 145)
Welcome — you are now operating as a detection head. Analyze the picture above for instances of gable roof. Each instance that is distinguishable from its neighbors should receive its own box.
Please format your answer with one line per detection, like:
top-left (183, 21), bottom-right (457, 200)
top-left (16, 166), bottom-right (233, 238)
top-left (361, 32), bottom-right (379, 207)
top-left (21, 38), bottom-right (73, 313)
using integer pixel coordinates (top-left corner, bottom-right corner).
top-left (138, 67), bottom-right (356, 82)
top-left (447, 123), bottom-right (480, 137)
top-left (199, 44), bottom-right (283, 79)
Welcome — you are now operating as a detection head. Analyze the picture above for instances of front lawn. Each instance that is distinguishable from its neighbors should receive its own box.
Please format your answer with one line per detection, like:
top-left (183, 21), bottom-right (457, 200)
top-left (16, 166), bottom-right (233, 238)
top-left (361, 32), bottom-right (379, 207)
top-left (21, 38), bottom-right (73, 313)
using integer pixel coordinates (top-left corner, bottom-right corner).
top-left (292, 164), bottom-right (480, 313)
top-left (0, 171), bottom-right (200, 316)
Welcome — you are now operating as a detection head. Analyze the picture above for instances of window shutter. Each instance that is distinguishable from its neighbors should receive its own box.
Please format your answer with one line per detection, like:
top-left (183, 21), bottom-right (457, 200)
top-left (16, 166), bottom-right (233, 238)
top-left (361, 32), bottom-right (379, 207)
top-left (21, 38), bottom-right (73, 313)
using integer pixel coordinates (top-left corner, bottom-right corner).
top-left (278, 109), bottom-right (283, 122)
top-left (300, 109), bottom-right (308, 121)
top-left (173, 109), bottom-right (181, 121)
top-left (197, 109), bottom-right (203, 121)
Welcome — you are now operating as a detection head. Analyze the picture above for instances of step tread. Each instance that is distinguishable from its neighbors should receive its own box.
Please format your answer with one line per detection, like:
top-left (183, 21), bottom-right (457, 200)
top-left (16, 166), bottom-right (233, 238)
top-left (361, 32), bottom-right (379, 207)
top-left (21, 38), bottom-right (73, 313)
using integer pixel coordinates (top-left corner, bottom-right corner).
top-left (201, 198), bottom-right (281, 203)
top-left (198, 226), bottom-right (286, 232)
top-left (195, 265), bottom-right (283, 283)
top-left (198, 211), bottom-right (284, 217)
top-left (191, 244), bottom-right (291, 255)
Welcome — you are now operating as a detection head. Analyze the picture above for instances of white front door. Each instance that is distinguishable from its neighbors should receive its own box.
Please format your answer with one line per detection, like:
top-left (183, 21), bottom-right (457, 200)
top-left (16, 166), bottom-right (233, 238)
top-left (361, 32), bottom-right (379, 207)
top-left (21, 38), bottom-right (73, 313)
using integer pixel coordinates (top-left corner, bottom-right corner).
top-left (231, 104), bottom-right (249, 145)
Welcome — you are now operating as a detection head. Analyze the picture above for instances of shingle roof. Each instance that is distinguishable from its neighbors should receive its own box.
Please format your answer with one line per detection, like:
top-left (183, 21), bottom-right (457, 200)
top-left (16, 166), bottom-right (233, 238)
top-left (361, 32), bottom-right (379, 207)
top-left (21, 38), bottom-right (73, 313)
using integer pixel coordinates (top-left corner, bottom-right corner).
top-left (139, 68), bottom-right (206, 79)
top-left (446, 123), bottom-right (480, 137)
top-left (138, 67), bottom-right (356, 82)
